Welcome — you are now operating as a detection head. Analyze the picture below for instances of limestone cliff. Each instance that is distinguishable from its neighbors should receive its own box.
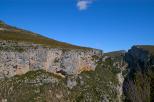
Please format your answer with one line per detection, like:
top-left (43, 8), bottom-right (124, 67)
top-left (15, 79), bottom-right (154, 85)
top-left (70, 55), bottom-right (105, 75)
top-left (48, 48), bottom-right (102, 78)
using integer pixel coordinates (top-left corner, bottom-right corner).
top-left (0, 40), bottom-right (102, 78)
top-left (0, 21), bottom-right (154, 102)
top-left (0, 21), bottom-right (124, 102)
top-left (0, 21), bottom-right (102, 78)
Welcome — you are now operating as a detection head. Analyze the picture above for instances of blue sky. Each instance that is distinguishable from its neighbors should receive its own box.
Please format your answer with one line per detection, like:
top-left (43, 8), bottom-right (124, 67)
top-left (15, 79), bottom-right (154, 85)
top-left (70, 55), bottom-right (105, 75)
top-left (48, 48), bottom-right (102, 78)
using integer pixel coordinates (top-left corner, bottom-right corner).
top-left (0, 0), bottom-right (154, 52)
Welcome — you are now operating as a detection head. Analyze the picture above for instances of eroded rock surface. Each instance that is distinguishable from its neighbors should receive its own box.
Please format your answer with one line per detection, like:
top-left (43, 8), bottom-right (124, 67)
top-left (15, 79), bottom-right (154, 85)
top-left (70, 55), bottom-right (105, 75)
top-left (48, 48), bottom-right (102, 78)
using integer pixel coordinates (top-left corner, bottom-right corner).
top-left (0, 40), bottom-right (102, 78)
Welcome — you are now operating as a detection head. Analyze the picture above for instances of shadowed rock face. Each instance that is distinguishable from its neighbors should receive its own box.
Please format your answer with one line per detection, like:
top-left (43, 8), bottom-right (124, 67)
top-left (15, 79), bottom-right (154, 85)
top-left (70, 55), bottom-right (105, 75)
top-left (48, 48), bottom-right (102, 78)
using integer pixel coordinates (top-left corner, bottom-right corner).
top-left (123, 46), bottom-right (154, 102)
top-left (103, 46), bottom-right (154, 102)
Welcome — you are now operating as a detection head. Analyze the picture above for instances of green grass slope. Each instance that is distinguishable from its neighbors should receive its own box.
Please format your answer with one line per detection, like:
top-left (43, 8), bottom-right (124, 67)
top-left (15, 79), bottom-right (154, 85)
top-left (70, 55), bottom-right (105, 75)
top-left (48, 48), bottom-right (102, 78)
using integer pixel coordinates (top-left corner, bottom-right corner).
top-left (0, 21), bottom-right (90, 49)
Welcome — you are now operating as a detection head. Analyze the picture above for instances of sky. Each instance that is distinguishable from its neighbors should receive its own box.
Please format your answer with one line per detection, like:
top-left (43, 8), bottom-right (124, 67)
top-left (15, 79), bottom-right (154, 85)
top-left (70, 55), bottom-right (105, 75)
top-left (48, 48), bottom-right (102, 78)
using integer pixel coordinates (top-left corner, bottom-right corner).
top-left (0, 0), bottom-right (154, 52)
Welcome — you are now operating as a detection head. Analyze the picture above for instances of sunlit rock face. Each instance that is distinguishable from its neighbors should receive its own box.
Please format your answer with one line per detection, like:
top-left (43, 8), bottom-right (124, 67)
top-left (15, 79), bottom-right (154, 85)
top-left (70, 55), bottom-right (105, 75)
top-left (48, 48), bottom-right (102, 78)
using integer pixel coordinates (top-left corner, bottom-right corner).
top-left (1, 39), bottom-right (154, 102)
top-left (0, 40), bottom-right (102, 78)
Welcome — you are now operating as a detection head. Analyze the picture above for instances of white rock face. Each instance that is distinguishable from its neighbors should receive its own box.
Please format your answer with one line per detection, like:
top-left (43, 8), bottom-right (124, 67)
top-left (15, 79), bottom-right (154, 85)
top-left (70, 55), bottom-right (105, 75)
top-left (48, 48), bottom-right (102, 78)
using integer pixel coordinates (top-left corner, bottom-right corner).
top-left (0, 28), bottom-right (7, 31)
top-left (0, 40), bottom-right (102, 78)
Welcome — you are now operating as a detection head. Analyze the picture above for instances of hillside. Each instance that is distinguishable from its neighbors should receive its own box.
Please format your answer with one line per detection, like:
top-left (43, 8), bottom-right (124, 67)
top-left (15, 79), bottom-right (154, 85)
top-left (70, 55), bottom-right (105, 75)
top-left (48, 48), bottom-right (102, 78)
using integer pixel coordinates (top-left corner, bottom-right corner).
top-left (0, 20), bottom-right (154, 102)
top-left (104, 50), bottom-right (126, 57)
top-left (0, 20), bottom-right (89, 49)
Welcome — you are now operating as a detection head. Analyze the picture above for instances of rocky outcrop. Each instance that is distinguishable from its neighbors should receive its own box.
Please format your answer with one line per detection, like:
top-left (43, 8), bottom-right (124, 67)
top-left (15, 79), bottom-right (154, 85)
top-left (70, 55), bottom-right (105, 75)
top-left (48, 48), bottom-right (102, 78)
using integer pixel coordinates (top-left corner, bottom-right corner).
top-left (125, 46), bottom-right (152, 69)
top-left (103, 46), bottom-right (154, 102)
top-left (0, 40), bottom-right (102, 78)
top-left (123, 46), bottom-right (154, 102)
top-left (1, 40), bottom-right (154, 102)
top-left (0, 39), bottom-right (128, 102)
top-left (103, 52), bottom-right (128, 102)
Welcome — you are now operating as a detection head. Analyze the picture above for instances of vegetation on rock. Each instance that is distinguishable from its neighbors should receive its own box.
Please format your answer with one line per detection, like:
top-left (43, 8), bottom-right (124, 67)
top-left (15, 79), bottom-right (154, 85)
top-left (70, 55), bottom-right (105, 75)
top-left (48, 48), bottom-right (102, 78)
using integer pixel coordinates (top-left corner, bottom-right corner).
top-left (0, 57), bottom-right (122, 102)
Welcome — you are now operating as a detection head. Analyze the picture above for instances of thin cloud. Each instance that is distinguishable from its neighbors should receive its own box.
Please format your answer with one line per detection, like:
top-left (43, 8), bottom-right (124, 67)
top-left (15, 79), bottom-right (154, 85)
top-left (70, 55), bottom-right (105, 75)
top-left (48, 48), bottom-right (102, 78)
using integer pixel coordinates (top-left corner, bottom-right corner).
top-left (77, 0), bottom-right (94, 10)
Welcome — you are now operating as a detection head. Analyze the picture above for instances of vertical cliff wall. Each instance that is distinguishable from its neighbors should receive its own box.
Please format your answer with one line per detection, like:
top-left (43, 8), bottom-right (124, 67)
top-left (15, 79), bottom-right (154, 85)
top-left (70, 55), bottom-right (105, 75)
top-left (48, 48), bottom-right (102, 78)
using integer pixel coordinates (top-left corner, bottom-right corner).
top-left (0, 40), bottom-right (102, 78)
top-left (123, 46), bottom-right (154, 102)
